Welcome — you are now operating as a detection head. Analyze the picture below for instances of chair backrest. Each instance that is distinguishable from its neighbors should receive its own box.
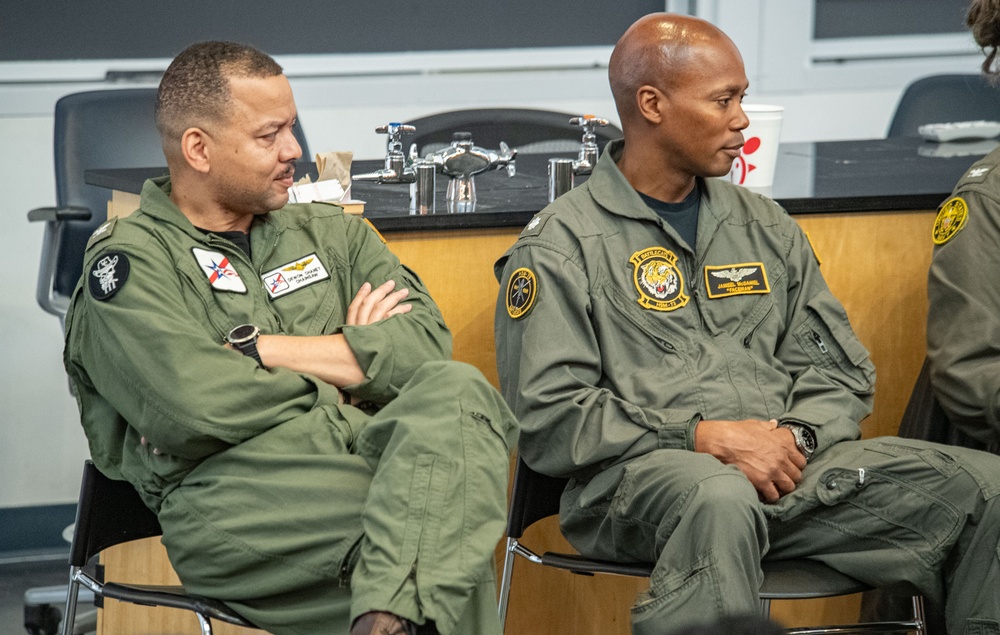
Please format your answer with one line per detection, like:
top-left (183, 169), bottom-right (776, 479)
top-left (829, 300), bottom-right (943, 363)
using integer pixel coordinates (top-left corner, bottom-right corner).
top-left (68, 461), bottom-right (162, 567)
top-left (47, 88), bottom-right (312, 304)
top-left (404, 108), bottom-right (623, 157)
top-left (887, 74), bottom-right (1000, 137)
top-left (51, 89), bottom-right (165, 300)
top-left (505, 456), bottom-right (570, 540)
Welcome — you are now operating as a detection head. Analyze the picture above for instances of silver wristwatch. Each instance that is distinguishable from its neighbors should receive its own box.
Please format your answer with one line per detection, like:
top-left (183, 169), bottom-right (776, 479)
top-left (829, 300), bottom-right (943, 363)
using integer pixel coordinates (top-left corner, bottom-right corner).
top-left (779, 422), bottom-right (816, 460)
top-left (226, 324), bottom-right (264, 369)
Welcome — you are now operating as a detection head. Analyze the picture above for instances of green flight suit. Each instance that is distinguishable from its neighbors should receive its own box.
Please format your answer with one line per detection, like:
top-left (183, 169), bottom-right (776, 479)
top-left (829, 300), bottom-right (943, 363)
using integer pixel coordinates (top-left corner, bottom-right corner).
top-left (64, 177), bottom-right (518, 635)
top-left (494, 141), bottom-right (1000, 635)
top-left (928, 146), bottom-right (1000, 452)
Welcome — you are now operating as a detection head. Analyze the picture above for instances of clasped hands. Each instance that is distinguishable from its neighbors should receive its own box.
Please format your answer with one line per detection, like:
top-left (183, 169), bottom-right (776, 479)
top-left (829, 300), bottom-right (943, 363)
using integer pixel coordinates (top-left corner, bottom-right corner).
top-left (694, 418), bottom-right (806, 504)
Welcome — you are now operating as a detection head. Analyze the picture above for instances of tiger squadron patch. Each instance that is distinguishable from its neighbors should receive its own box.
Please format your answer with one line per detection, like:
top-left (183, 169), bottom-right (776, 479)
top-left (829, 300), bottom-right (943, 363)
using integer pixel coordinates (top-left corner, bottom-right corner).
top-left (629, 247), bottom-right (688, 312)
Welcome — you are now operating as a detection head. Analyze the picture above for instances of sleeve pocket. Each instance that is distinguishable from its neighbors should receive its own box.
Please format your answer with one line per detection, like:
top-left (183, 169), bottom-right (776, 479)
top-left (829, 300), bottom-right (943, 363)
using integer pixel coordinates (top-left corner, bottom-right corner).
top-left (791, 291), bottom-right (874, 392)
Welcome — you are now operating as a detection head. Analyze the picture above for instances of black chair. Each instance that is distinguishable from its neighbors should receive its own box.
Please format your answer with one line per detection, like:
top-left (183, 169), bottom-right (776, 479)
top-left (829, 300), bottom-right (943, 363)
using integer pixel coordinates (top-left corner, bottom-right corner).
top-left (887, 74), bottom-right (1000, 137)
top-left (59, 461), bottom-right (256, 635)
top-left (27, 88), bottom-right (310, 328)
top-left (498, 455), bottom-right (926, 634)
top-left (403, 108), bottom-right (622, 157)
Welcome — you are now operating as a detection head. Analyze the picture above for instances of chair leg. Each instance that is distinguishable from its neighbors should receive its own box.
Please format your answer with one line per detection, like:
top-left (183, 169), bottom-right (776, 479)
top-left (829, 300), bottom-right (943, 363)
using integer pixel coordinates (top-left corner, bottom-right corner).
top-left (911, 595), bottom-right (926, 635)
top-left (497, 537), bottom-right (518, 631)
top-left (196, 613), bottom-right (214, 635)
top-left (59, 568), bottom-right (82, 635)
top-left (759, 597), bottom-right (771, 619)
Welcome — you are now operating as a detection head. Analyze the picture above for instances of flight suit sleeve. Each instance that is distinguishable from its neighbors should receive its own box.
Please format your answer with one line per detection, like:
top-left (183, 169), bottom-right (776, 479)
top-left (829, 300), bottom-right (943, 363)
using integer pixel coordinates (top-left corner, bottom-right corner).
top-left (494, 240), bottom-right (699, 480)
top-left (927, 190), bottom-right (1000, 443)
top-left (774, 222), bottom-right (874, 454)
top-left (338, 217), bottom-right (452, 403)
top-left (65, 237), bottom-right (344, 461)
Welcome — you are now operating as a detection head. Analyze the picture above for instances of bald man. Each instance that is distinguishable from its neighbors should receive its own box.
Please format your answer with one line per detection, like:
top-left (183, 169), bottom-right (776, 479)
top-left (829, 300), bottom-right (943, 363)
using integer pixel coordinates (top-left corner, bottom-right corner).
top-left (494, 13), bottom-right (1000, 634)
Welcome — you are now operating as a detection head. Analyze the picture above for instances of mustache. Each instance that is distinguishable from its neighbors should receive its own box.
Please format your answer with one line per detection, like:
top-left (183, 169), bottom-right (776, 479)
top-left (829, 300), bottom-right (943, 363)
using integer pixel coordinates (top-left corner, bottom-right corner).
top-left (278, 160), bottom-right (297, 179)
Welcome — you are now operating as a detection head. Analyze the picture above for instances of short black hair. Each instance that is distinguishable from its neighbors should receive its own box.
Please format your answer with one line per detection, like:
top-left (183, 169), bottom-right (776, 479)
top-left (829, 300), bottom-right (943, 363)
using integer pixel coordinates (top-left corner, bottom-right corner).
top-left (155, 41), bottom-right (284, 144)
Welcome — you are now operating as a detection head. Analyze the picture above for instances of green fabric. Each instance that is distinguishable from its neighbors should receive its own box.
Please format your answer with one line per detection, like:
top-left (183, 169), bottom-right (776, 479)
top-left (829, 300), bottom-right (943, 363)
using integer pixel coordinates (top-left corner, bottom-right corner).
top-left (928, 146), bottom-right (1000, 450)
top-left (494, 140), bottom-right (874, 481)
top-left (494, 140), bottom-right (1000, 634)
top-left (64, 178), bottom-right (517, 635)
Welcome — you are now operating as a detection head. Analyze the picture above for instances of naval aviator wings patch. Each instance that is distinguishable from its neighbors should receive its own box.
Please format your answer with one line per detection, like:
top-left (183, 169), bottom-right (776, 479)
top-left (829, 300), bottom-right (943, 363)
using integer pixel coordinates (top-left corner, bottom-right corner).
top-left (261, 253), bottom-right (330, 299)
top-left (704, 262), bottom-right (770, 299)
top-left (192, 248), bottom-right (247, 293)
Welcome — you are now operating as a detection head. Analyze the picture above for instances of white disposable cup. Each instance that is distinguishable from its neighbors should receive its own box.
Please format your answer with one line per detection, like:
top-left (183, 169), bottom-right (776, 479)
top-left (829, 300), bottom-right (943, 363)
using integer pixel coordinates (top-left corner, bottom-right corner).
top-left (729, 104), bottom-right (784, 188)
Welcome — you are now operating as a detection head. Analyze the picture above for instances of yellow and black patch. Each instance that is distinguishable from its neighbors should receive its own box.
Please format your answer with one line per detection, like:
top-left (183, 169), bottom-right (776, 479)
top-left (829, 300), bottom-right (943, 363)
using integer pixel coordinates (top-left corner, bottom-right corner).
top-left (932, 197), bottom-right (969, 245)
top-left (506, 267), bottom-right (537, 319)
top-left (704, 262), bottom-right (770, 299)
top-left (630, 247), bottom-right (688, 312)
top-left (362, 218), bottom-right (387, 244)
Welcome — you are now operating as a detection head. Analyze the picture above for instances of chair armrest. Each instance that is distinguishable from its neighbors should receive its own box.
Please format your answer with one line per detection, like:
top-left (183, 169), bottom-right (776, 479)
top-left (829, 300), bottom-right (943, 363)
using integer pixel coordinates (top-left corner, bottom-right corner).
top-left (28, 206), bottom-right (92, 222)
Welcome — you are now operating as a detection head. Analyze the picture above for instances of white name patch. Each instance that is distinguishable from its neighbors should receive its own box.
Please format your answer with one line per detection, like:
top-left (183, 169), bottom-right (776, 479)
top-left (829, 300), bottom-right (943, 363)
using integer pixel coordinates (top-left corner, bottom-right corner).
top-left (192, 248), bottom-right (247, 293)
top-left (262, 253), bottom-right (330, 299)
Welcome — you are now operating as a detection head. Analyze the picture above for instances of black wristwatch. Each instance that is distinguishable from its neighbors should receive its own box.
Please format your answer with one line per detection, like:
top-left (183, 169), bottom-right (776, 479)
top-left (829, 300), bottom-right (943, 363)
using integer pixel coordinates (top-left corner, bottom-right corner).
top-left (227, 324), bottom-right (265, 369)
top-left (779, 422), bottom-right (816, 460)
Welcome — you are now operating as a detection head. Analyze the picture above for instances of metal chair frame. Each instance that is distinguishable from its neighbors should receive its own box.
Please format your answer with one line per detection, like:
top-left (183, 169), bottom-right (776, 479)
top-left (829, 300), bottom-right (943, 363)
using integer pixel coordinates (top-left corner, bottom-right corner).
top-left (498, 456), bottom-right (926, 635)
top-left (60, 461), bottom-right (256, 635)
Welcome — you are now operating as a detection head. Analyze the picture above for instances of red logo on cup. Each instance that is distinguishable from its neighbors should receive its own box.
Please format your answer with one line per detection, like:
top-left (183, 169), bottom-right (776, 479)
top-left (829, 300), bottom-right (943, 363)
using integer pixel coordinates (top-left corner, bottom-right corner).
top-left (731, 136), bottom-right (761, 185)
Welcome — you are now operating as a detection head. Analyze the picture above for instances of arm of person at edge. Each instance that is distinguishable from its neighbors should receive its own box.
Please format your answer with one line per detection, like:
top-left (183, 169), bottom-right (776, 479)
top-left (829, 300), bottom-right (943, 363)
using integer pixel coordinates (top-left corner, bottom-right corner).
top-left (495, 215), bottom-right (871, 503)
top-left (927, 189), bottom-right (1000, 442)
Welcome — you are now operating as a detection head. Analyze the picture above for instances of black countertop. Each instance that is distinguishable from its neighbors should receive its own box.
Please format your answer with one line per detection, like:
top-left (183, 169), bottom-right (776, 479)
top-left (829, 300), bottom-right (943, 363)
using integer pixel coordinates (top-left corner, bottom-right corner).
top-left (85, 136), bottom-right (994, 232)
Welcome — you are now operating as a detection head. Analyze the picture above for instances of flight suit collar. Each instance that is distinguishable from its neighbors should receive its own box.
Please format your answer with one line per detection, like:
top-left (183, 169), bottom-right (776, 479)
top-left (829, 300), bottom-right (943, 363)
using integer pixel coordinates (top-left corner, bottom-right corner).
top-left (588, 140), bottom-right (735, 255)
top-left (139, 176), bottom-right (283, 253)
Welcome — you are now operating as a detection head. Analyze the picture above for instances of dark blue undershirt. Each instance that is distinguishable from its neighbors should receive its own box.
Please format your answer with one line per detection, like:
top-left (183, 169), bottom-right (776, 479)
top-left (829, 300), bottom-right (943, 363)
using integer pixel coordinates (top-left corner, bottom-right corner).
top-left (638, 183), bottom-right (701, 251)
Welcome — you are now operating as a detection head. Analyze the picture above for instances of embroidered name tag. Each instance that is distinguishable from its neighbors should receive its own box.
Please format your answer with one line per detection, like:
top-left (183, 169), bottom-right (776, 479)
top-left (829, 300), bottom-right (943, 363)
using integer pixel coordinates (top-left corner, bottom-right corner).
top-left (704, 263), bottom-right (770, 299)
top-left (192, 248), bottom-right (247, 293)
top-left (261, 253), bottom-right (330, 299)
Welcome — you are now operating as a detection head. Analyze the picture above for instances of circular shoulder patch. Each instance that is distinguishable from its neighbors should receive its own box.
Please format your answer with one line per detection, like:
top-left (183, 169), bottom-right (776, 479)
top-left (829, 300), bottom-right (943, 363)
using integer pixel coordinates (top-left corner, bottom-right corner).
top-left (933, 197), bottom-right (969, 245)
top-left (88, 251), bottom-right (130, 301)
top-left (506, 267), bottom-right (537, 319)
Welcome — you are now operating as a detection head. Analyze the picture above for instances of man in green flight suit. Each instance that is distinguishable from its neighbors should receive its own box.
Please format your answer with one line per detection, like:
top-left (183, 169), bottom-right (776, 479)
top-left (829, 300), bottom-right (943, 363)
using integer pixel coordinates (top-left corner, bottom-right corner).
top-left (494, 13), bottom-right (1000, 635)
top-left (64, 41), bottom-right (517, 635)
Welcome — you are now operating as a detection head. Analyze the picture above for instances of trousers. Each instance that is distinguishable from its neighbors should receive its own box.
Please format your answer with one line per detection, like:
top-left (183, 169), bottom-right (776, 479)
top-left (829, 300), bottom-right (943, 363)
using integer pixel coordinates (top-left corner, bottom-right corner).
top-left (560, 437), bottom-right (1000, 635)
top-left (157, 361), bottom-right (518, 635)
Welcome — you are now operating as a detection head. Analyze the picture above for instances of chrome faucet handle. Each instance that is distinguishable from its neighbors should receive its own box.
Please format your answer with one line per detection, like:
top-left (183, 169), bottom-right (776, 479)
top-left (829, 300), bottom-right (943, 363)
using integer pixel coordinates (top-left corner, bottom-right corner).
top-left (569, 115), bottom-right (610, 176)
top-left (375, 123), bottom-right (417, 157)
top-left (498, 141), bottom-right (517, 178)
top-left (352, 123), bottom-right (418, 184)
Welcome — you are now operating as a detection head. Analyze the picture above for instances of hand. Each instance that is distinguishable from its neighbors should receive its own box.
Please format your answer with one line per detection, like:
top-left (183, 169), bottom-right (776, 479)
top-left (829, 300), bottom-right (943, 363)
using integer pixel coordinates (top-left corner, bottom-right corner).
top-left (347, 280), bottom-right (412, 326)
top-left (694, 418), bottom-right (806, 503)
top-left (140, 436), bottom-right (162, 455)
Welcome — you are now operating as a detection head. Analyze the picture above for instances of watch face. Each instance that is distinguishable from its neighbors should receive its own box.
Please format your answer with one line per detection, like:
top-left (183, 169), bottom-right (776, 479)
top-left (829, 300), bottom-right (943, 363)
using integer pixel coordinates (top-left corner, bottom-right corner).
top-left (229, 324), bottom-right (257, 343)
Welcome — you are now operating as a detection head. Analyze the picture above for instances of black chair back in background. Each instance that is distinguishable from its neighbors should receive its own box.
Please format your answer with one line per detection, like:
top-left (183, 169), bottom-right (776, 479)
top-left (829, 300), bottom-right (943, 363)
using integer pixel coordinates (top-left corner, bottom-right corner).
top-left (28, 87), bottom-right (310, 326)
top-left (887, 74), bottom-right (1000, 137)
top-left (404, 107), bottom-right (622, 157)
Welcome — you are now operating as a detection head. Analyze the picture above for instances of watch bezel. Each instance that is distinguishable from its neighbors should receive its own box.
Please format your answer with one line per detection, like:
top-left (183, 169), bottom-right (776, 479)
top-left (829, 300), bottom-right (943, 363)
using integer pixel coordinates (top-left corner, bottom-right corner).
top-left (227, 324), bottom-right (259, 347)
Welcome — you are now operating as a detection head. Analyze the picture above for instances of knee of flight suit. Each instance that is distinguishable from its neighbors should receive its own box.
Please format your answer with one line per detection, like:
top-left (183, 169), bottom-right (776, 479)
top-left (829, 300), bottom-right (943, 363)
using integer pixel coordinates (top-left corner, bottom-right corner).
top-left (405, 360), bottom-right (518, 448)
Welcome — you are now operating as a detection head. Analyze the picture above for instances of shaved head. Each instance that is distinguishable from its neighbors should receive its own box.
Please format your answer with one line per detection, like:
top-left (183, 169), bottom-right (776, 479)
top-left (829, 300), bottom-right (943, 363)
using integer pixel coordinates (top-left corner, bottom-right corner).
top-left (609, 13), bottom-right (738, 124)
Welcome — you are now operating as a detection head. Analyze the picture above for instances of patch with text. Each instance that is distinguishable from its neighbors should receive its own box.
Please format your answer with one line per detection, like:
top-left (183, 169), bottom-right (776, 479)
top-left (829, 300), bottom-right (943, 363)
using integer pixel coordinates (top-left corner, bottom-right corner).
top-left (932, 197), bottom-right (969, 245)
top-left (704, 262), bottom-right (770, 299)
top-left (506, 267), bottom-right (537, 319)
top-left (261, 253), bottom-right (330, 299)
top-left (630, 247), bottom-right (689, 312)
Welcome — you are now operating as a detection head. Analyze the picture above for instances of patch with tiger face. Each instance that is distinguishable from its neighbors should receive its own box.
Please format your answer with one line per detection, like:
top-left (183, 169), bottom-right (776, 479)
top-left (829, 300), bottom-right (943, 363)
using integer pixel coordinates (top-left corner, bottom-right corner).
top-left (629, 247), bottom-right (689, 312)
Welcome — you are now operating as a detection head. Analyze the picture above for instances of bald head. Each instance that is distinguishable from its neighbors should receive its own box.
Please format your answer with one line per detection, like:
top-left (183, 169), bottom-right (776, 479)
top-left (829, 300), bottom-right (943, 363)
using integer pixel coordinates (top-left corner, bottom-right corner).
top-left (609, 13), bottom-right (738, 124)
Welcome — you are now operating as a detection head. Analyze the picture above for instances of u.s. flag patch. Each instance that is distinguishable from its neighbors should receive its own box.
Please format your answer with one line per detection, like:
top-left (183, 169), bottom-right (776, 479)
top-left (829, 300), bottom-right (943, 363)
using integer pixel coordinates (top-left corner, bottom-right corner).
top-left (192, 248), bottom-right (247, 293)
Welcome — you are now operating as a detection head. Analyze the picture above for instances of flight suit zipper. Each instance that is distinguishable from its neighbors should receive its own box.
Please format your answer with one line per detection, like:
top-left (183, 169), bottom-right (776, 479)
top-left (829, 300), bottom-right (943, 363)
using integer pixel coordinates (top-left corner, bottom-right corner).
top-left (811, 330), bottom-right (829, 354)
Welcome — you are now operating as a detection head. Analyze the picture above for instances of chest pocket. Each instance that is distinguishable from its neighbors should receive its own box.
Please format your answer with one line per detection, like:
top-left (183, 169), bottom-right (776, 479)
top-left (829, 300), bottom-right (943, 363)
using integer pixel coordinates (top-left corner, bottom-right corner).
top-left (263, 251), bottom-right (346, 335)
top-left (175, 251), bottom-right (259, 341)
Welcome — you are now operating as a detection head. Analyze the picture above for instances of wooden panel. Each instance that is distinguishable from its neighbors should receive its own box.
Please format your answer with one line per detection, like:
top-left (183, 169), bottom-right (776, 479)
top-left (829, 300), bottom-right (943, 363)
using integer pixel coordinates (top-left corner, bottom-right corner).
top-left (98, 210), bottom-right (937, 634)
